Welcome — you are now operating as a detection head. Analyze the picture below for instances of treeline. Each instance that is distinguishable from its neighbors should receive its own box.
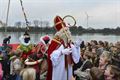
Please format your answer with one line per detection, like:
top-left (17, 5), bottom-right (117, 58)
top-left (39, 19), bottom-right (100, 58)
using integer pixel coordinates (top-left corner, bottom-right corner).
top-left (0, 26), bottom-right (55, 34)
top-left (70, 26), bottom-right (120, 35)
top-left (0, 26), bottom-right (120, 35)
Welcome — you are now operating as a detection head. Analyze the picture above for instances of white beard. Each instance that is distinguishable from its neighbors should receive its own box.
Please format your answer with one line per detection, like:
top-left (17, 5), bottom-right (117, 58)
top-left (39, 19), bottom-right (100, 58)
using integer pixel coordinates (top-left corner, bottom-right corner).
top-left (55, 27), bottom-right (72, 46)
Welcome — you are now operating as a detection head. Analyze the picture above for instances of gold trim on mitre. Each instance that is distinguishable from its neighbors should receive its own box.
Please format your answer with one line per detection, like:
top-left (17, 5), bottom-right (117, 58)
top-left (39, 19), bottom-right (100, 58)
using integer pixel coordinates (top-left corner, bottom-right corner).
top-left (54, 21), bottom-right (63, 26)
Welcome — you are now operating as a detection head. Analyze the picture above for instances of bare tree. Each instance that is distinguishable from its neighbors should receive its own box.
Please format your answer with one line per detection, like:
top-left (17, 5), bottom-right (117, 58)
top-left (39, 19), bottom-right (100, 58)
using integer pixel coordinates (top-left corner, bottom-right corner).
top-left (15, 21), bottom-right (22, 28)
top-left (33, 20), bottom-right (39, 27)
top-left (44, 21), bottom-right (49, 27)
top-left (39, 21), bottom-right (43, 27)
top-left (0, 20), bottom-right (3, 27)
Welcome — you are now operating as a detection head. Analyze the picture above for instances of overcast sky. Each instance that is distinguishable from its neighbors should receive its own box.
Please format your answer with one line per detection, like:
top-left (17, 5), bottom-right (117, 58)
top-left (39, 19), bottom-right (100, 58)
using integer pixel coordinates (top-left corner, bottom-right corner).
top-left (0, 0), bottom-right (120, 29)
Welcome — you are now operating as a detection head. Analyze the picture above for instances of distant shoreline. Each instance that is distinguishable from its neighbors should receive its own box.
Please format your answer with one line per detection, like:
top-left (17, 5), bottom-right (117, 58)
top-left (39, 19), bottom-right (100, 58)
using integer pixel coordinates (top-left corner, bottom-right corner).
top-left (0, 26), bottom-right (120, 35)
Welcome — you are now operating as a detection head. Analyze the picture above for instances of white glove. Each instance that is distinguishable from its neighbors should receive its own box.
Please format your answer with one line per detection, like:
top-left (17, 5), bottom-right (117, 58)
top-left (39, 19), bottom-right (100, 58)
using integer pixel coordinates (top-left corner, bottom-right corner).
top-left (74, 38), bottom-right (83, 47)
top-left (61, 48), bottom-right (72, 55)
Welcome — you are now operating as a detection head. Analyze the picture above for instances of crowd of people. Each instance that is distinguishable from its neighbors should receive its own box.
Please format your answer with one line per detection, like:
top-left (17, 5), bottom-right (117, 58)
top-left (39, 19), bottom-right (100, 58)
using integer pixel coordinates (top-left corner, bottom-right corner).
top-left (73, 40), bottom-right (120, 80)
top-left (0, 15), bottom-right (120, 80)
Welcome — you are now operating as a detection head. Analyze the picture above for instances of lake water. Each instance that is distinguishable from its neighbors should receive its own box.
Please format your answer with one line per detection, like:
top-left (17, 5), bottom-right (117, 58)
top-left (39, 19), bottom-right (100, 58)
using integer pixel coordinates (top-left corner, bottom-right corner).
top-left (0, 32), bottom-right (120, 44)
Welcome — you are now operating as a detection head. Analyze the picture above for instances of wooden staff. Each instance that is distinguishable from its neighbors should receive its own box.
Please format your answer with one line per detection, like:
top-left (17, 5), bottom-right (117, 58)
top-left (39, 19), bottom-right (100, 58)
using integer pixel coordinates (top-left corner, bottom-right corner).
top-left (61, 15), bottom-right (76, 80)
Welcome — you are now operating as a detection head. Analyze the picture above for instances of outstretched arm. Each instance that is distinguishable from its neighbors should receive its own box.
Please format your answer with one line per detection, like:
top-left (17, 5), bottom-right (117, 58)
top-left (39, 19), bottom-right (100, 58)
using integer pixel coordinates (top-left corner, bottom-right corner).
top-left (71, 44), bottom-right (80, 64)
top-left (24, 58), bottom-right (43, 66)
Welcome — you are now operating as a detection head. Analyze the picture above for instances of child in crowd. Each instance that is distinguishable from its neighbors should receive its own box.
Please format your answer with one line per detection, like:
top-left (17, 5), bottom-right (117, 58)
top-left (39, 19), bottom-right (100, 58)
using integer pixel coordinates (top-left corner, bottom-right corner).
top-left (90, 67), bottom-right (104, 80)
top-left (104, 65), bottom-right (120, 80)
top-left (99, 51), bottom-right (111, 72)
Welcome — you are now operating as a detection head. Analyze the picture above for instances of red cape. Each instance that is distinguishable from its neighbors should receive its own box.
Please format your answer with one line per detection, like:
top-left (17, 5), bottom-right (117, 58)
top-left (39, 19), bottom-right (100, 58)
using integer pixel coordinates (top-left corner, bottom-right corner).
top-left (46, 39), bottom-right (61, 80)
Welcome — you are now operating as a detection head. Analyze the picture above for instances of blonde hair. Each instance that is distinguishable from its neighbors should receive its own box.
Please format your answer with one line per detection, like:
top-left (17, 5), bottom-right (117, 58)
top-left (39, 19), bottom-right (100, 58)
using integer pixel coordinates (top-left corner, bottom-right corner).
top-left (107, 65), bottom-right (120, 80)
top-left (20, 68), bottom-right (36, 80)
top-left (100, 51), bottom-right (111, 62)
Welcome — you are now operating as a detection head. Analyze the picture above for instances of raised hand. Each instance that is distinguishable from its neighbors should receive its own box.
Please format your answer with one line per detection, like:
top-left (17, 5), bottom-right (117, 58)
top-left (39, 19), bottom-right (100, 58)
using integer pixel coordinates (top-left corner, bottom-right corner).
top-left (74, 38), bottom-right (83, 47)
top-left (61, 48), bottom-right (72, 55)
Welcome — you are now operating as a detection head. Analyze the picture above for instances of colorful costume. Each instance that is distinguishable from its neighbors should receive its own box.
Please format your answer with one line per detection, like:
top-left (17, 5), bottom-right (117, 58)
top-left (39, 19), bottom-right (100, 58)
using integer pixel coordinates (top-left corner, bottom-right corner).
top-left (17, 32), bottom-right (33, 60)
top-left (47, 16), bottom-right (80, 80)
top-left (24, 35), bottom-right (51, 80)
